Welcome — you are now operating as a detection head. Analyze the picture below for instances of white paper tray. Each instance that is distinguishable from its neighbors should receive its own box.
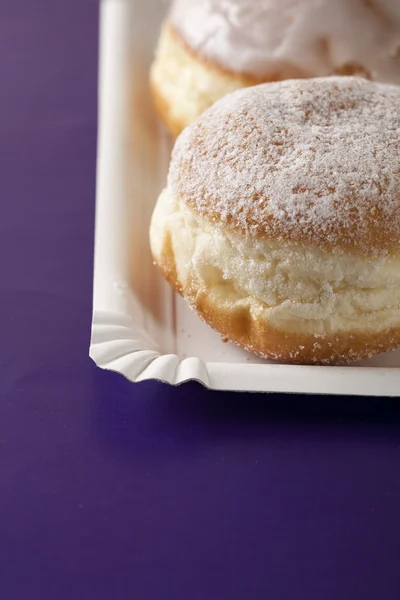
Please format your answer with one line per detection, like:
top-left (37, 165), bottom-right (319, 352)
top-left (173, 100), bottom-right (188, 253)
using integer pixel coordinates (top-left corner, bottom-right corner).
top-left (90, 0), bottom-right (400, 396)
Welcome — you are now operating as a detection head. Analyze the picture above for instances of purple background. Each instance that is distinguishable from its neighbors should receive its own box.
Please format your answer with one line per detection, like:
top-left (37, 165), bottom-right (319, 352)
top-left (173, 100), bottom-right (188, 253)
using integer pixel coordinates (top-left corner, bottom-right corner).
top-left (1, 2), bottom-right (400, 598)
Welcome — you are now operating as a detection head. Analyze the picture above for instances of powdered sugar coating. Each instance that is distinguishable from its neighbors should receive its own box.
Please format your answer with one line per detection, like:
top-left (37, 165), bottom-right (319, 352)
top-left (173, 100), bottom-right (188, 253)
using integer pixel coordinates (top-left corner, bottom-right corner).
top-left (170, 0), bottom-right (400, 83)
top-left (169, 77), bottom-right (400, 255)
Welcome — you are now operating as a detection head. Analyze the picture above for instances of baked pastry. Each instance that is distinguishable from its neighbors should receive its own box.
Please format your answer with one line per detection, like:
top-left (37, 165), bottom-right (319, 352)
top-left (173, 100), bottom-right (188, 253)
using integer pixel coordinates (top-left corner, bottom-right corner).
top-left (150, 77), bottom-right (400, 364)
top-left (150, 0), bottom-right (400, 136)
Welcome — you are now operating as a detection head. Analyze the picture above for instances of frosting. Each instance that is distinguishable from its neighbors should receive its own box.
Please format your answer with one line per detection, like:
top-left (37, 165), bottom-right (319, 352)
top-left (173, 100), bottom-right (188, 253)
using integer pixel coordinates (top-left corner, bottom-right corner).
top-left (170, 0), bottom-right (400, 82)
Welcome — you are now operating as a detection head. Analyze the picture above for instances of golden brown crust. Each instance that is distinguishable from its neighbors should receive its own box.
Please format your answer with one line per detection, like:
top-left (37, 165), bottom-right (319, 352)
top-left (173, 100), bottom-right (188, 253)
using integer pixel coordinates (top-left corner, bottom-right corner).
top-left (154, 237), bottom-right (400, 365)
top-left (182, 185), bottom-right (400, 256)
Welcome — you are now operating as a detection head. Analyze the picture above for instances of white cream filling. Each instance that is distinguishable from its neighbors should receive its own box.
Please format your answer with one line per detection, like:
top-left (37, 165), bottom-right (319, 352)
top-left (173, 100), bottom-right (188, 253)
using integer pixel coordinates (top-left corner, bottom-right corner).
top-left (150, 188), bottom-right (400, 335)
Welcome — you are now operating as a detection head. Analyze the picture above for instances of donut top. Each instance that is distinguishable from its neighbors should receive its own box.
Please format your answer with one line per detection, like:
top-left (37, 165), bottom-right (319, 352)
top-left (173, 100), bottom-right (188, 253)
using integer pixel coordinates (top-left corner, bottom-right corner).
top-left (169, 77), bottom-right (400, 256)
top-left (170, 0), bottom-right (400, 83)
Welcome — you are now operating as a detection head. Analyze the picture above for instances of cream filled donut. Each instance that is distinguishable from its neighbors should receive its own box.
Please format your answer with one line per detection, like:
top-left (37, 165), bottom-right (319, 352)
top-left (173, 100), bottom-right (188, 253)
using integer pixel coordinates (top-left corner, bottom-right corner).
top-left (150, 0), bottom-right (400, 136)
top-left (150, 77), bottom-right (400, 364)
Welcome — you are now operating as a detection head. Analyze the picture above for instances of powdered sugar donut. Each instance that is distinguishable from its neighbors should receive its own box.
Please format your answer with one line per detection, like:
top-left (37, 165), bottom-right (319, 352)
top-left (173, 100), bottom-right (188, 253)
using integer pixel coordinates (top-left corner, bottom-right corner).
top-left (150, 77), bottom-right (400, 364)
top-left (150, 0), bottom-right (400, 136)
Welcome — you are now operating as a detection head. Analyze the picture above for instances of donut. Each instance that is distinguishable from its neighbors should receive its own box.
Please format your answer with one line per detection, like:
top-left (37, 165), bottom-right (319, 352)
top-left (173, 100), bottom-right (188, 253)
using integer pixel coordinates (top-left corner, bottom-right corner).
top-left (150, 77), bottom-right (400, 365)
top-left (150, 0), bottom-right (400, 136)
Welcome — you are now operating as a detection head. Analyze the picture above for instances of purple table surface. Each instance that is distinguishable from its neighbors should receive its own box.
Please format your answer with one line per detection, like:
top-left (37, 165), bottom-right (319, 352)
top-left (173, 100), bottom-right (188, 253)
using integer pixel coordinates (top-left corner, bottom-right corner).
top-left (1, 2), bottom-right (400, 599)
